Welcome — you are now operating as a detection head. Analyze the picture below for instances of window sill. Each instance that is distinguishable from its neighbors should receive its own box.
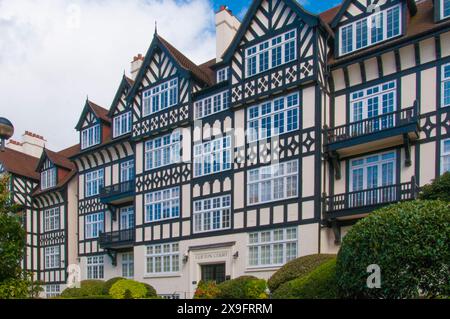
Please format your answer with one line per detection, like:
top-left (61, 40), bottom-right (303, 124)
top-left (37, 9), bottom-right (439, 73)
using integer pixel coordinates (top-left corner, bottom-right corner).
top-left (143, 273), bottom-right (181, 279)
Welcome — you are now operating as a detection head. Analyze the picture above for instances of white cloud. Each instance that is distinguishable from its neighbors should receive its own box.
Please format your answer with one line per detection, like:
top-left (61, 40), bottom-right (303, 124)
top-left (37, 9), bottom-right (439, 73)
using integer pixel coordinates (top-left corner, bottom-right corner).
top-left (0, 0), bottom-right (216, 150)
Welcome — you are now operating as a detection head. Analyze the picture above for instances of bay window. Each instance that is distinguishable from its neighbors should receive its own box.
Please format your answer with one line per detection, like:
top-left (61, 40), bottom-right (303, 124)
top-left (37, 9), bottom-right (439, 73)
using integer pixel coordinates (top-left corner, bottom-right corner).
top-left (193, 195), bottom-right (231, 233)
top-left (245, 29), bottom-right (297, 78)
top-left (144, 131), bottom-right (181, 171)
top-left (339, 4), bottom-right (401, 56)
top-left (142, 78), bottom-right (178, 116)
top-left (193, 136), bottom-right (232, 177)
top-left (248, 160), bottom-right (298, 205)
top-left (81, 124), bottom-right (100, 149)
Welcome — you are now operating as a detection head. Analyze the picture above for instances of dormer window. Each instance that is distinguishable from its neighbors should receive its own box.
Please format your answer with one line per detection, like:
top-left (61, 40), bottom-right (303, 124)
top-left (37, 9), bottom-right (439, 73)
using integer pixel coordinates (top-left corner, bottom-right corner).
top-left (41, 167), bottom-right (56, 190)
top-left (113, 111), bottom-right (132, 138)
top-left (217, 67), bottom-right (230, 83)
top-left (441, 0), bottom-right (450, 19)
top-left (142, 78), bottom-right (178, 116)
top-left (245, 29), bottom-right (297, 78)
top-left (81, 124), bottom-right (101, 150)
top-left (339, 4), bottom-right (401, 56)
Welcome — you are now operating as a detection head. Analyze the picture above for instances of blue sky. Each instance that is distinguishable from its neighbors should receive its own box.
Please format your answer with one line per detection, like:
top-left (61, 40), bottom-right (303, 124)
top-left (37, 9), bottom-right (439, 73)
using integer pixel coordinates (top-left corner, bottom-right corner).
top-left (210, 0), bottom-right (341, 19)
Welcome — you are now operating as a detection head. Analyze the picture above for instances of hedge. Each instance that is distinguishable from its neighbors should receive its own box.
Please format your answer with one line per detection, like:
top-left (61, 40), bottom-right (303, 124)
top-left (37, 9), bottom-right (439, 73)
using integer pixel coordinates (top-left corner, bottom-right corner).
top-left (419, 172), bottom-right (450, 202)
top-left (267, 254), bottom-right (336, 292)
top-left (61, 280), bottom-right (105, 298)
top-left (336, 200), bottom-right (450, 299)
top-left (102, 277), bottom-right (124, 295)
top-left (272, 259), bottom-right (338, 299)
top-left (217, 276), bottom-right (268, 299)
top-left (109, 279), bottom-right (149, 299)
top-left (142, 282), bottom-right (157, 298)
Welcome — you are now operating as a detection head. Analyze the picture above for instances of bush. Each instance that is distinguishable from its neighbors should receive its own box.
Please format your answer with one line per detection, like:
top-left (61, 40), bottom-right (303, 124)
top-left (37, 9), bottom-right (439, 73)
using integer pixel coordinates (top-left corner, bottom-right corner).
top-left (419, 172), bottom-right (450, 202)
top-left (194, 281), bottom-right (221, 299)
top-left (141, 282), bottom-right (157, 298)
top-left (60, 287), bottom-right (83, 298)
top-left (109, 279), bottom-right (148, 299)
top-left (60, 280), bottom-right (105, 298)
top-left (102, 277), bottom-right (124, 295)
top-left (336, 200), bottom-right (450, 299)
top-left (217, 276), bottom-right (268, 299)
top-left (272, 259), bottom-right (338, 299)
top-left (267, 254), bottom-right (336, 292)
top-left (0, 278), bottom-right (30, 299)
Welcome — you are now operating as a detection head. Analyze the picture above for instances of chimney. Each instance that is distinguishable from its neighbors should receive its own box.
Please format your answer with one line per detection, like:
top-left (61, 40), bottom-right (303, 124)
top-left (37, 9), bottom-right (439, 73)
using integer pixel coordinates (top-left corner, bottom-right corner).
top-left (131, 54), bottom-right (144, 80)
top-left (7, 131), bottom-right (46, 158)
top-left (215, 5), bottom-right (240, 62)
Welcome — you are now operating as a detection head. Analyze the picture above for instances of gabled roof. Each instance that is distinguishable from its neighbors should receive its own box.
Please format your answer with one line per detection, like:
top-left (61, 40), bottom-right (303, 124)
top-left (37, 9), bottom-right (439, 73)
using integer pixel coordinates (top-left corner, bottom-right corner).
top-left (0, 148), bottom-right (40, 181)
top-left (75, 99), bottom-right (110, 130)
top-left (108, 75), bottom-right (135, 117)
top-left (221, 0), bottom-right (319, 62)
top-left (36, 148), bottom-right (75, 173)
top-left (330, 0), bottom-right (417, 29)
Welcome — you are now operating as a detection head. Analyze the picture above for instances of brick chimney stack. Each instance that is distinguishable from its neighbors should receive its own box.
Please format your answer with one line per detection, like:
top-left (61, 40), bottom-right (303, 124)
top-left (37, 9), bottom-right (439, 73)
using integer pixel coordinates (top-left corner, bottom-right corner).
top-left (215, 5), bottom-right (240, 62)
top-left (6, 131), bottom-right (47, 158)
top-left (131, 54), bottom-right (144, 80)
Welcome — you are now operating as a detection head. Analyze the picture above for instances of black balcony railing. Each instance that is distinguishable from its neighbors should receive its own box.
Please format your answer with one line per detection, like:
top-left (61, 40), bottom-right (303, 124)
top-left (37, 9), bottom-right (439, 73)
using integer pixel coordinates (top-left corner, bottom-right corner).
top-left (324, 103), bottom-right (418, 145)
top-left (99, 180), bottom-right (134, 203)
top-left (98, 229), bottom-right (135, 249)
top-left (323, 178), bottom-right (419, 217)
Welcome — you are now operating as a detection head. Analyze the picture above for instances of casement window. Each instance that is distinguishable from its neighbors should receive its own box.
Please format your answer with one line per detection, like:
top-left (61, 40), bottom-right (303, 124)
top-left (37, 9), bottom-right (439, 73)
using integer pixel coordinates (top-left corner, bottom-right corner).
top-left (247, 92), bottom-right (300, 142)
top-left (81, 124), bottom-right (101, 150)
top-left (441, 63), bottom-right (450, 107)
top-left (145, 243), bottom-right (180, 275)
top-left (248, 228), bottom-right (297, 267)
top-left (441, 139), bottom-right (450, 174)
top-left (217, 67), bottom-right (230, 83)
top-left (441, 0), bottom-right (450, 19)
top-left (350, 152), bottom-right (396, 206)
top-left (122, 252), bottom-right (134, 279)
top-left (45, 285), bottom-right (61, 298)
top-left (194, 91), bottom-right (230, 119)
top-left (248, 160), bottom-right (298, 205)
top-left (44, 246), bottom-right (60, 269)
top-left (120, 160), bottom-right (134, 182)
top-left (44, 207), bottom-right (60, 232)
top-left (193, 136), bottom-right (232, 177)
top-left (113, 111), bottom-right (132, 138)
top-left (142, 78), bottom-right (178, 116)
top-left (41, 168), bottom-right (57, 190)
top-left (85, 169), bottom-right (104, 197)
top-left (85, 212), bottom-right (104, 239)
top-left (339, 4), bottom-right (401, 56)
top-left (87, 256), bottom-right (104, 279)
top-left (144, 131), bottom-right (181, 171)
top-left (193, 195), bottom-right (231, 233)
top-left (119, 207), bottom-right (135, 230)
top-left (350, 81), bottom-right (396, 134)
top-left (245, 29), bottom-right (297, 78)
top-left (144, 187), bottom-right (180, 223)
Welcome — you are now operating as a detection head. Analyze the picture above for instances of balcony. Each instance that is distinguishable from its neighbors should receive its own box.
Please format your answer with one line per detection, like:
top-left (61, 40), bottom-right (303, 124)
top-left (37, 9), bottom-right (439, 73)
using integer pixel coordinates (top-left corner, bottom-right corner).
top-left (99, 180), bottom-right (135, 205)
top-left (324, 103), bottom-right (420, 158)
top-left (323, 177), bottom-right (419, 220)
top-left (98, 229), bottom-right (135, 250)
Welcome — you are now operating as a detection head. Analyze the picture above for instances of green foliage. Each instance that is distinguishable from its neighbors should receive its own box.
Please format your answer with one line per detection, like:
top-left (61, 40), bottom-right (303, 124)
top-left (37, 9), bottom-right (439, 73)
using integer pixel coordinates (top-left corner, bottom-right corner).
top-left (272, 259), bottom-right (338, 299)
top-left (267, 254), bottom-right (336, 292)
top-left (102, 277), bottom-right (124, 295)
top-left (141, 282), bottom-right (157, 298)
top-left (109, 279), bottom-right (148, 299)
top-left (0, 175), bottom-right (26, 283)
top-left (419, 172), bottom-right (450, 202)
top-left (216, 276), bottom-right (268, 299)
top-left (0, 278), bottom-right (29, 299)
top-left (336, 200), bottom-right (450, 299)
top-left (61, 287), bottom-right (84, 298)
top-left (61, 280), bottom-right (105, 298)
top-left (194, 281), bottom-right (221, 299)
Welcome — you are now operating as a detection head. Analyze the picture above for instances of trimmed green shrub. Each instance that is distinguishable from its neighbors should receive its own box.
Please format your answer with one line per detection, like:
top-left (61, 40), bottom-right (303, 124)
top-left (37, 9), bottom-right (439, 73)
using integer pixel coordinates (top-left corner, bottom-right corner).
top-left (336, 200), bottom-right (450, 299)
top-left (194, 281), bottom-right (221, 299)
top-left (217, 276), bottom-right (268, 299)
top-left (60, 280), bottom-right (105, 298)
top-left (141, 282), bottom-right (157, 298)
top-left (267, 254), bottom-right (336, 292)
top-left (60, 287), bottom-right (83, 298)
top-left (109, 279), bottom-right (148, 299)
top-left (419, 172), bottom-right (450, 202)
top-left (272, 259), bottom-right (338, 299)
top-left (102, 277), bottom-right (124, 295)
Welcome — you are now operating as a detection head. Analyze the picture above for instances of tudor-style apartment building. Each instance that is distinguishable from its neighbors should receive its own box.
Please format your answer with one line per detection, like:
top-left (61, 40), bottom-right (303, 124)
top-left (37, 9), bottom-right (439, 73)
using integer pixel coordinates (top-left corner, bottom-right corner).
top-left (1, 0), bottom-right (449, 298)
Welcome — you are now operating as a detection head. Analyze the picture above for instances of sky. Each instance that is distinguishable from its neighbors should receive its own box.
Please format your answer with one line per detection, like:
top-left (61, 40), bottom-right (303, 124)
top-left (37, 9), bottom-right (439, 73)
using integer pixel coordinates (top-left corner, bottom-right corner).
top-left (0, 0), bottom-right (341, 151)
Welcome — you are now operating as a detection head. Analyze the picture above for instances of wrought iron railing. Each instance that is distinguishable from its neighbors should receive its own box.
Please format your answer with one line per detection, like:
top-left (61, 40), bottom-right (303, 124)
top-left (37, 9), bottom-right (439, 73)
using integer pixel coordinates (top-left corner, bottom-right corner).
top-left (324, 102), bottom-right (418, 145)
top-left (323, 177), bottom-right (419, 214)
top-left (98, 229), bottom-right (135, 248)
top-left (99, 180), bottom-right (134, 200)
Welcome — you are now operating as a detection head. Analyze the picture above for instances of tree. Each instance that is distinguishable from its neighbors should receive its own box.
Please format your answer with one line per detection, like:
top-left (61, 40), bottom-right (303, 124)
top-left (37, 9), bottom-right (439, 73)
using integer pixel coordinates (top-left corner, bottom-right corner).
top-left (336, 200), bottom-right (450, 299)
top-left (419, 172), bottom-right (450, 202)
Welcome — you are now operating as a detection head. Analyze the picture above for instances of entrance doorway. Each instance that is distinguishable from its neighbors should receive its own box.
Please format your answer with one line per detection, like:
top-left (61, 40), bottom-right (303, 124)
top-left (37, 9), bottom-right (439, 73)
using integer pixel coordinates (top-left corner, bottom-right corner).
top-left (201, 263), bottom-right (226, 284)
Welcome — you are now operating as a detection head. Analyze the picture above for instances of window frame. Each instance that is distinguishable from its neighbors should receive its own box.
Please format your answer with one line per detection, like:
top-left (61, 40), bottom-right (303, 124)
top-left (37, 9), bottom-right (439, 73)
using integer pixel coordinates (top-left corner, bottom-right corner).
top-left (217, 67), bottom-right (230, 83)
top-left (441, 138), bottom-right (450, 174)
top-left (44, 207), bottom-right (60, 232)
top-left (144, 187), bottom-right (180, 223)
top-left (193, 136), bottom-right (232, 178)
top-left (441, 0), bottom-right (450, 20)
top-left (144, 131), bottom-right (181, 171)
top-left (142, 78), bottom-right (178, 117)
top-left (339, 4), bottom-right (402, 56)
top-left (41, 167), bottom-right (57, 190)
top-left (145, 242), bottom-right (180, 276)
top-left (44, 246), bottom-right (60, 269)
top-left (194, 91), bottom-right (230, 120)
top-left (85, 169), bottom-right (104, 198)
top-left (122, 252), bottom-right (134, 279)
top-left (441, 63), bottom-right (450, 108)
top-left (113, 111), bottom-right (132, 138)
top-left (81, 124), bottom-right (101, 150)
top-left (87, 256), bottom-right (104, 279)
top-left (120, 159), bottom-right (135, 182)
top-left (193, 195), bottom-right (231, 234)
top-left (85, 212), bottom-right (104, 239)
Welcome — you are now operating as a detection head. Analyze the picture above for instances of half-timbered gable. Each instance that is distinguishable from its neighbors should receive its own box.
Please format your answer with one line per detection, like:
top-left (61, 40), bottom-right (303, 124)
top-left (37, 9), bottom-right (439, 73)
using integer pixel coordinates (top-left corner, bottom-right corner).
top-left (109, 76), bottom-right (134, 139)
top-left (75, 100), bottom-right (111, 150)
